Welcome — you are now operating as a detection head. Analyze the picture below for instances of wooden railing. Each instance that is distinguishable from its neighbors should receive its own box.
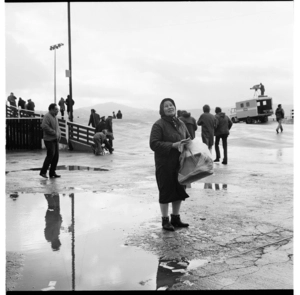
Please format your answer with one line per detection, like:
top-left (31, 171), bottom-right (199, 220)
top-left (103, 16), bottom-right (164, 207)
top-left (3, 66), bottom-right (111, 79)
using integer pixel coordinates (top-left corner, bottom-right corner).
top-left (67, 121), bottom-right (95, 146)
top-left (6, 105), bottom-right (96, 151)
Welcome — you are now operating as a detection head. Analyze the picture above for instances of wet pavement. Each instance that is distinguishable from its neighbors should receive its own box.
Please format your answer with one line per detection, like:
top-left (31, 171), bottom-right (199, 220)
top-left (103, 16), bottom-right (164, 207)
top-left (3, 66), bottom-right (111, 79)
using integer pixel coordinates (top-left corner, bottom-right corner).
top-left (5, 120), bottom-right (294, 290)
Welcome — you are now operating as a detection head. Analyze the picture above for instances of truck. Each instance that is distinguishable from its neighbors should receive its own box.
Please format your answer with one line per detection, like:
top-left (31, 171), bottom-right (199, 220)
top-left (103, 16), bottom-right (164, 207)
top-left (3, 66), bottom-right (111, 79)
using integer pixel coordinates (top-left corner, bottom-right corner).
top-left (229, 96), bottom-right (273, 124)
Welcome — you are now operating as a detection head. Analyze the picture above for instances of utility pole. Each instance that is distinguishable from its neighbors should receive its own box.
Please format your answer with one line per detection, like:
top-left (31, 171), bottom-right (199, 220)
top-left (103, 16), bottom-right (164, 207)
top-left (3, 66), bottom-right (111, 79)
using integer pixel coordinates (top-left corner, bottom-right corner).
top-left (68, 2), bottom-right (73, 119)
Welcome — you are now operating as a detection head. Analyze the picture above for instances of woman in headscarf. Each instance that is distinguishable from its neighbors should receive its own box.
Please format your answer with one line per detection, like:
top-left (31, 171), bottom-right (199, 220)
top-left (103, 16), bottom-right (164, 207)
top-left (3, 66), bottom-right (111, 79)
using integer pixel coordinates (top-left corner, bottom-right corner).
top-left (150, 98), bottom-right (191, 231)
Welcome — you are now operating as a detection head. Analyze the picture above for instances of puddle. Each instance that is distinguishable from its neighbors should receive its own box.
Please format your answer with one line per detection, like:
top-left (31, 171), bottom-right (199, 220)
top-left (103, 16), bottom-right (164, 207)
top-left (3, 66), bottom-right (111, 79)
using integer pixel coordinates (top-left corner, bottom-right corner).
top-left (6, 192), bottom-right (212, 290)
top-left (6, 192), bottom-right (158, 290)
top-left (156, 257), bottom-right (209, 290)
top-left (191, 182), bottom-right (242, 192)
top-left (6, 165), bottom-right (109, 174)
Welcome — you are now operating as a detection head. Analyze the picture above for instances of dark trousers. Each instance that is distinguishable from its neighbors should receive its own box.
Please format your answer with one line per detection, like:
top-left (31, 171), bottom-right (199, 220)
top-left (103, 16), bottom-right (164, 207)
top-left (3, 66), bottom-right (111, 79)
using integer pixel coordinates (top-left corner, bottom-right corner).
top-left (60, 110), bottom-right (64, 117)
top-left (41, 139), bottom-right (59, 176)
top-left (215, 134), bottom-right (228, 162)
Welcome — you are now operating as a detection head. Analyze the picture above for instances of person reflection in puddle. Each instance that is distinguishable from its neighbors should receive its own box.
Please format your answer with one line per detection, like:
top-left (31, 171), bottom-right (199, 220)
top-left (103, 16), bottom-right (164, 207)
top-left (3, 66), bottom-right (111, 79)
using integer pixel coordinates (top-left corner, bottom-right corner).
top-left (44, 193), bottom-right (62, 251)
top-left (156, 257), bottom-right (189, 290)
top-left (150, 98), bottom-right (190, 231)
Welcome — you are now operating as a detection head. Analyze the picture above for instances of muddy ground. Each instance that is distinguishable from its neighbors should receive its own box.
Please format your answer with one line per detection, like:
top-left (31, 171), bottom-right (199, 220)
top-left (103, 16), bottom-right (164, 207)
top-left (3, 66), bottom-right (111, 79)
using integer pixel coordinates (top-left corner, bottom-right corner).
top-left (5, 120), bottom-right (294, 290)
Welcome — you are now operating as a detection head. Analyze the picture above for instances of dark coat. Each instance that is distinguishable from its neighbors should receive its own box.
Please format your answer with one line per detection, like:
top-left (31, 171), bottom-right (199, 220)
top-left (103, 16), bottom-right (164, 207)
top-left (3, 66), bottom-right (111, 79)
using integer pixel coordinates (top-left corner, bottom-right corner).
top-left (275, 107), bottom-right (284, 121)
top-left (18, 98), bottom-right (26, 109)
top-left (214, 112), bottom-right (232, 136)
top-left (105, 117), bottom-right (113, 133)
top-left (179, 112), bottom-right (197, 139)
top-left (197, 113), bottom-right (217, 147)
top-left (88, 113), bottom-right (100, 128)
top-left (65, 96), bottom-right (74, 112)
top-left (95, 120), bottom-right (106, 133)
top-left (149, 117), bottom-right (190, 204)
top-left (27, 100), bottom-right (35, 111)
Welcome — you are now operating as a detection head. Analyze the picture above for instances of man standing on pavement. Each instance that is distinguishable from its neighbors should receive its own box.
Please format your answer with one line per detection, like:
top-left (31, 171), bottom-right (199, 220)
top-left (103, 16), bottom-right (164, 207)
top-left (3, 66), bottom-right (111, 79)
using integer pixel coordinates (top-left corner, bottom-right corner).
top-left (275, 104), bottom-right (285, 134)
top-left (40, 103), bottom-right (61, 179)
top-left (197, 104), bottom-right (218, 153)
top-left (214, 107), bottom-right (233, 165)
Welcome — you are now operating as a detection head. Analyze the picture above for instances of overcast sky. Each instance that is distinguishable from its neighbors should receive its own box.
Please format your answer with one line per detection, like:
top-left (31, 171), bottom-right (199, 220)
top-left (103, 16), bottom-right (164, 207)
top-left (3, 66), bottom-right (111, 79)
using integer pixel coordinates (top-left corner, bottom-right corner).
top-left (4, 2), bottom-right (294, 111)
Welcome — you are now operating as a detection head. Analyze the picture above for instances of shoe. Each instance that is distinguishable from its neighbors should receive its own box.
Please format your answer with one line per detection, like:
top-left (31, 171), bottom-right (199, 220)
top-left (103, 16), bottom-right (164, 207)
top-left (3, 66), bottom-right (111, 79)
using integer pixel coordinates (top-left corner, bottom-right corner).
top-left (276, 130), bottom-right (279, 134)
top-left (162, 217), bottom-right (175, 231)
top-left (109, 148), bottom-right (114, 154)
top-left (170, 214), bottom-right (189, 228)
top-left (39, 172), bottom-right (48, 179)
top-left (222, 161), bottom-right (227, 165)
top-left (214, 159), bottom-right (220, 162)
top-left (50, 174), bottom-right (61, 178)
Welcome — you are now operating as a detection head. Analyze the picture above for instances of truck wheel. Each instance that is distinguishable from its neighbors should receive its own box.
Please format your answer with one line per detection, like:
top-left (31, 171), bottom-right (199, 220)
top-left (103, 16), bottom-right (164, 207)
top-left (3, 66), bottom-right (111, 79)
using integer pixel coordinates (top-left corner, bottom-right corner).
top-left (231, 117), bottom-right (236, 123)
top-left (246, 117), bottom-right (252, 124)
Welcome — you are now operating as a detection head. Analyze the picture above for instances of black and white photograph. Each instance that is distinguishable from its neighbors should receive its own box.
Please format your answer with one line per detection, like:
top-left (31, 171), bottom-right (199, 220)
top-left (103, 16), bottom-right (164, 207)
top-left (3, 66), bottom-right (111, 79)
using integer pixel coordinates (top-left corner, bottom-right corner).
top-left (3, 0), bottom-right (297, 292)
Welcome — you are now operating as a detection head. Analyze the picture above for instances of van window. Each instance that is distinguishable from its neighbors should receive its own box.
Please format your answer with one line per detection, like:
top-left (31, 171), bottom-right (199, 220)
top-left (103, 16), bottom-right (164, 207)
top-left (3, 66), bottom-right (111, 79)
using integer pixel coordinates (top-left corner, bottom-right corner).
top-left (240, 103), bottom-right (244, 108)
top-left (263, 101), bottom-right (267, 105)
top-left (257, 102), bottom-right (260, 106)
top-left (246, 102), bottom-right (250, 107)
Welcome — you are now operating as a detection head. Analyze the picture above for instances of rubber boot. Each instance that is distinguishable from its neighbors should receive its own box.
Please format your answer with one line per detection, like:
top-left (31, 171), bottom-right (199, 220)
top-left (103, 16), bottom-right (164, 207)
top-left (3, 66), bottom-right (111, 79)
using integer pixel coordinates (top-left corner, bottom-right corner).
top-left (162, 216), bottom-right (175, 231)
top-left (170, 214), bottom-right (189, 228)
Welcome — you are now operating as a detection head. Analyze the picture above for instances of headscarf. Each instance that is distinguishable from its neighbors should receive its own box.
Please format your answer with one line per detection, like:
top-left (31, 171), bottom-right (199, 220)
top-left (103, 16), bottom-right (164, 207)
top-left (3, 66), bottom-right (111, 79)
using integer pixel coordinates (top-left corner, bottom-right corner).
top-left (159, 98), bottom-right (181, 129)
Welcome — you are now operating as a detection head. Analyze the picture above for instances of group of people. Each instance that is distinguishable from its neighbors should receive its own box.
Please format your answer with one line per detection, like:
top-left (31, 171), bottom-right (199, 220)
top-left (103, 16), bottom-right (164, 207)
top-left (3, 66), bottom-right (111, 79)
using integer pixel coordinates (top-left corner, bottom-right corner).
top-left (149, 98), bottom-right (233, 231)
top-left (58, 95), bottom-right (75, 122)
top-left (7, 92), bottom-right (35, 113)
top-left (88, 109), bottom-right (114, 155)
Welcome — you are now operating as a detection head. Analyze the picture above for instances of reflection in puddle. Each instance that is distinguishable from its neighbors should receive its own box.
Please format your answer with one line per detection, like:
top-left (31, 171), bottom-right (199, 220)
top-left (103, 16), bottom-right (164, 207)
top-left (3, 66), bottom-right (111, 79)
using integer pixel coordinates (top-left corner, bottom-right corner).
top-left (6, 192), bottom-right (158, 291)
top-left (6, 165), bottom-right (109, 174)
top-left (204, 183), bottom-right (227, 190)
top-left (156, 257), bottom-right (209, 290)
top-left (191, 182), bottom-right (243, 192)
top-left (6, 192), bottom-right (211, 291)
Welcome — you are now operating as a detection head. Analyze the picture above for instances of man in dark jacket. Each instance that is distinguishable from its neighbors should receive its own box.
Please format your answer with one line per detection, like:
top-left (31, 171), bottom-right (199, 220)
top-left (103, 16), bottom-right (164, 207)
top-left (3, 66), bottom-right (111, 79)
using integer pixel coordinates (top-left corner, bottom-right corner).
top-left (65, 95), bottom-right (74, 122)
top-left (116, 110), bottom-right (122, 119)
top-left (275, 104), bottom-right (284, 134)
top-left (18, 97), bottom-right (26, 109)
top-left (88, 109), bottom-right (100, 128)
top-left (179, 110), bottom-right (198, 139)
top-left (197, 104), bottom-right (217, 152)
top-left (7, 92), bottom-right (17, 106)
top-left (95, 116), bottom-right (106, 133)
top-left (214, 107), bottom-right (233, 165)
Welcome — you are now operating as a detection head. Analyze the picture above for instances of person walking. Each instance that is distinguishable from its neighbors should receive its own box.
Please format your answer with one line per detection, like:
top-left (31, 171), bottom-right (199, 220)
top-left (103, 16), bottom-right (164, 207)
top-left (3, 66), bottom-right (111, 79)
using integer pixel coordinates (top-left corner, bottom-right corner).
top-left (39, 103), bottom-right (61, 179)
top-left (65, 95), bottom-right (74, 122)
top-left (179, 110), bottom-right (198, 139)
top-left (214, 107), bottom-right (233, 165)
top-left (275, 104), bottom-right (285, 133)
top-left (58, 97), bottom-right (65, 118)
top-left (150, 98), bottom-right (190, 231)
top-left (197, 104), bottom-right (217, 152)
top-left (116, 110), bottom-right (122, 119)
top-left (88, 109), bottom-right (100, 128)
top-left (7, 92), bottom-right (17, 107)
top-left (112, 111), bottom-right (116, 119)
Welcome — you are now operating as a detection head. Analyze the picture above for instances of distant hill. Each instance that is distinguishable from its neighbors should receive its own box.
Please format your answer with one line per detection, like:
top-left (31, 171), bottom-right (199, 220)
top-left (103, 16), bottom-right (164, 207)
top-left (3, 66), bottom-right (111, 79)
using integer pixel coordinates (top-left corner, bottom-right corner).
top-left (73, 102), bottom-right (159, 124)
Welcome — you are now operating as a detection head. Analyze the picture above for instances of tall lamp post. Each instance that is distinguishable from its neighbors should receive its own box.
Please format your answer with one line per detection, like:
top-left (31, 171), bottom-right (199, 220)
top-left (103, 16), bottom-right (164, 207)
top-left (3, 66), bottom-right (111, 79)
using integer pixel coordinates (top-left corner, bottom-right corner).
top-left (50, 43), bottom-right (64, 104)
